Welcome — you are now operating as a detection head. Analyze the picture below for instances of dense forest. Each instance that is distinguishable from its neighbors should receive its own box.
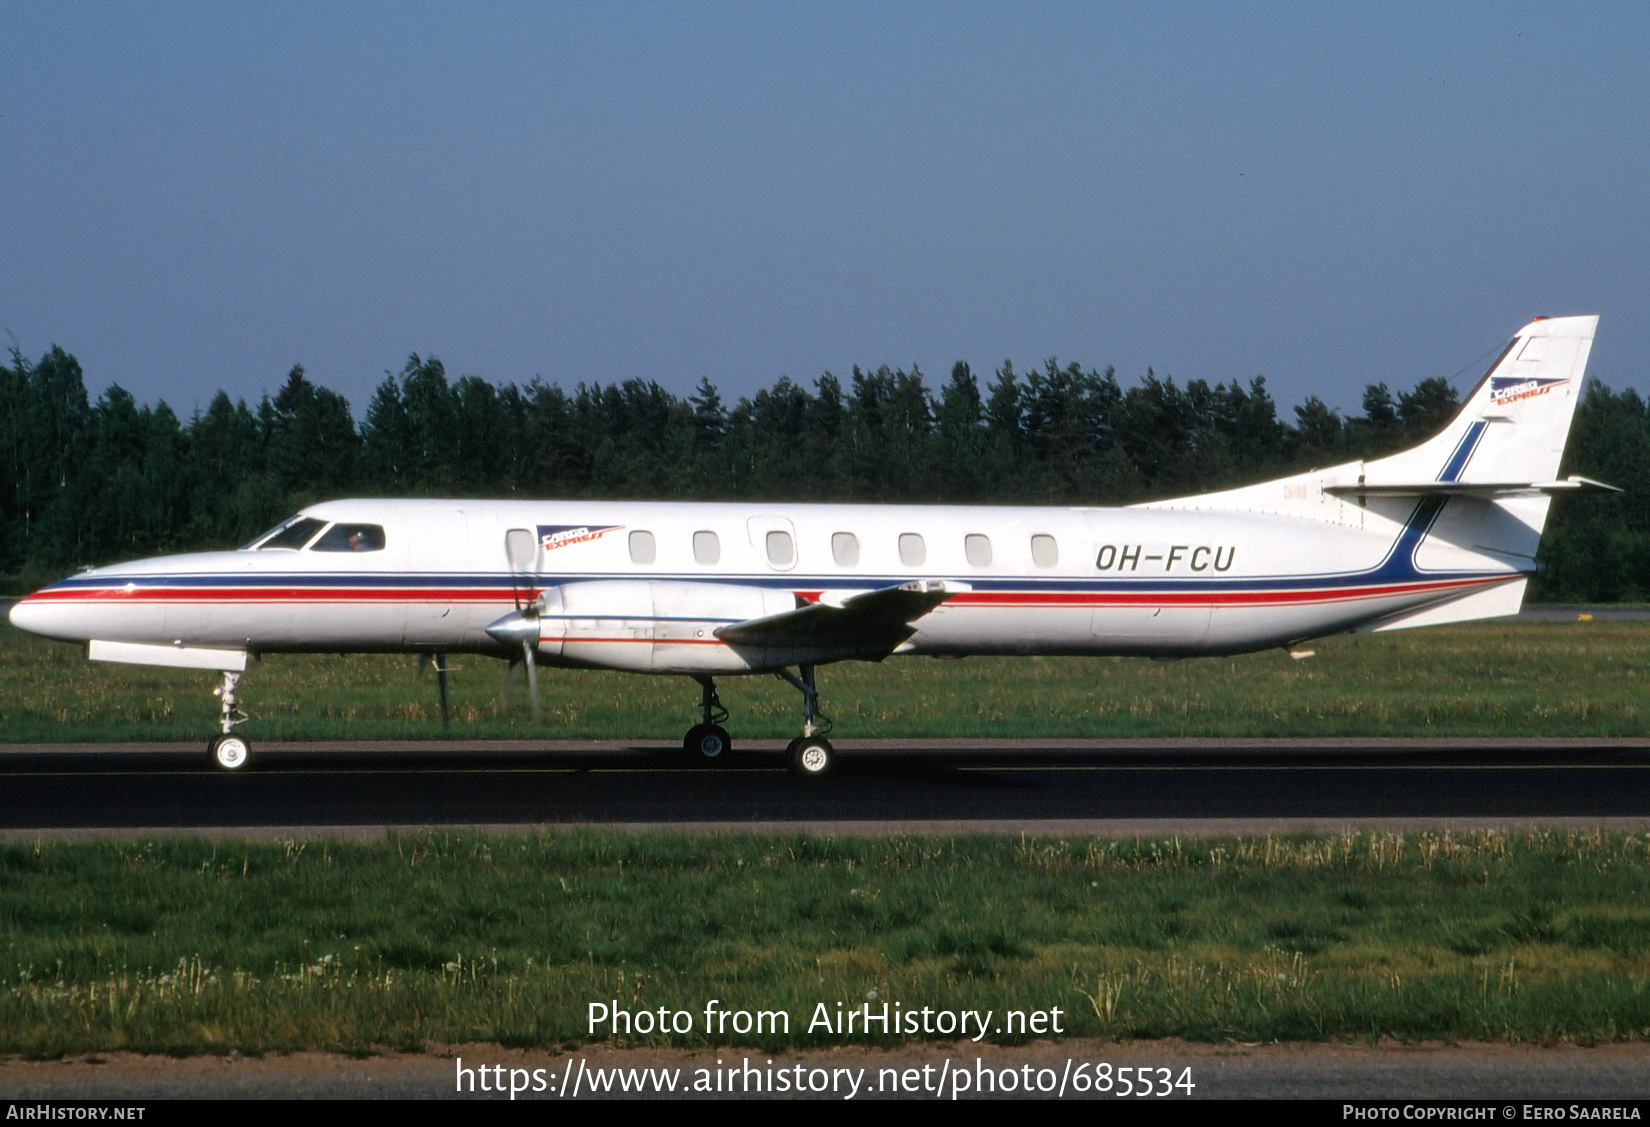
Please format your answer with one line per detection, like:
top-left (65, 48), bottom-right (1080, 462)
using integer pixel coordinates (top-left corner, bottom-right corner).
top-left (2, 344), bottom-right (1647, 601)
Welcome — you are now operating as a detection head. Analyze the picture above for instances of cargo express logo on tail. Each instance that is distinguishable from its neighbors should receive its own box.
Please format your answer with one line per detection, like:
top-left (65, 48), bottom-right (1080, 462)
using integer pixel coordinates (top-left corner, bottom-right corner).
top-left (1489, 376), bottom-right (1569, 405)
top-left (537, 524), bottom-right (623, 551)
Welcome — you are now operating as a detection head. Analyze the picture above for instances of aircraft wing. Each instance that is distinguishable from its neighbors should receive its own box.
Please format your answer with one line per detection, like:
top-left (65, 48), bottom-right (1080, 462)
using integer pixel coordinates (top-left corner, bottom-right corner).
top-left (1324, 475), bottom-right (1619, 500)
top-left (714, 579), bottom-right (961, 661)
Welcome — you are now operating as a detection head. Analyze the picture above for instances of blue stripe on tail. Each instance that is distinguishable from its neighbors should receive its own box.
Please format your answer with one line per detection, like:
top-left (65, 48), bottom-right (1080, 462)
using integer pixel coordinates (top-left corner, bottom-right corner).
top-left (1436, 420), bottom-right (1488, 483)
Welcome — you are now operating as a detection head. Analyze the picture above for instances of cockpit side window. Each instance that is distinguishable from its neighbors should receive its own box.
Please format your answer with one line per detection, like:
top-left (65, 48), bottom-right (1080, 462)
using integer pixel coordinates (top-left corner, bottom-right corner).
top-left (255, 517), bottom-right (327, 550)
top-left (311, 523), bottom-right (387, 552)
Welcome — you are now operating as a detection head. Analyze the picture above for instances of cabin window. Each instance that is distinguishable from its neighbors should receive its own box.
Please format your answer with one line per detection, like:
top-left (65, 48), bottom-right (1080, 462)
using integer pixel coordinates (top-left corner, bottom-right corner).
top-left (899, 533), bottom-right (926, 566)
top-left (1031, 534), bottom-right (1059, 568)
top-left (504, 528), bottom-right (536, 570)
top-left (693, 530), bottom-right (720, 565)
top-left (256, 517), bottom-right (326, 550)
top-left (311, 523), bottom-right (387, 552)
top-left (832, 532), bottom-right (859, 567)
top-left (766, 530), bottom-right (794, 567)
top-left (629, 530), bottom-right (657, 564)
top-left (964, 533), bottom-right (992, 567)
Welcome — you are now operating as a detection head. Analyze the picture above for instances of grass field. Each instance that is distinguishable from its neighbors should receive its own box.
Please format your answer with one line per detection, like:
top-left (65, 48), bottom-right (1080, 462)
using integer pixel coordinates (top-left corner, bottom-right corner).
top-left (2, 618), bottom-right (1647, 742)
top-left (4, 830), bottom-right (1650, 1055)
top-left (5, 622), bottom-right (1650, 1056)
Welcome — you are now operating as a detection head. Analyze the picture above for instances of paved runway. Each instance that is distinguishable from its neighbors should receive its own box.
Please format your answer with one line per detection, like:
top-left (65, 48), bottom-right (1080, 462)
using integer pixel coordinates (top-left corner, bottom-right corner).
top-left (4, 737), bottom-right (1650, 833)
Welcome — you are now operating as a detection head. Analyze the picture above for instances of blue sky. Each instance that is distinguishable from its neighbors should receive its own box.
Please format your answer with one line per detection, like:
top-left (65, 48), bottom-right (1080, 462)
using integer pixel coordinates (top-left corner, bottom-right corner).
top-left (2, 2), bottom-right (1646, 420)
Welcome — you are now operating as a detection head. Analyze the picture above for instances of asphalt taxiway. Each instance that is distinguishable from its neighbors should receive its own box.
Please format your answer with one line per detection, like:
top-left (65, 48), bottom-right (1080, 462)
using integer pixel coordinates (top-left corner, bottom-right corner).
top-left (3, 737), bottom-right (1649, 835)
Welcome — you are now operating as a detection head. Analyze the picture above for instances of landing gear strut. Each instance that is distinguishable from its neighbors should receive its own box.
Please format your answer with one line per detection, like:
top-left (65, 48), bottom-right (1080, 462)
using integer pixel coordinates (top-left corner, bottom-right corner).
top-left (207, 670), bottom-right (251, 771)
top-left (778, 664), bottom-right (836, 778)
top-left (683, 676), bottom-right (732, 762)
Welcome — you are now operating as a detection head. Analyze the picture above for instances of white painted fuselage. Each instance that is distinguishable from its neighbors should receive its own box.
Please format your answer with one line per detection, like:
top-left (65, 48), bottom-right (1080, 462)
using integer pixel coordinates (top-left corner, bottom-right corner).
top-left (1, 496), bottom-right (1520, 670)
top-left (7, 315), bottom-right (1601, 680)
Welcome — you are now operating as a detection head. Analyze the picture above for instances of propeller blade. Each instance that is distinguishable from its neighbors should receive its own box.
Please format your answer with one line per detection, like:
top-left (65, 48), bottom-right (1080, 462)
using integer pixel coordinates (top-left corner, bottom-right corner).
top-left (523, 640), bottom-right (541, 725)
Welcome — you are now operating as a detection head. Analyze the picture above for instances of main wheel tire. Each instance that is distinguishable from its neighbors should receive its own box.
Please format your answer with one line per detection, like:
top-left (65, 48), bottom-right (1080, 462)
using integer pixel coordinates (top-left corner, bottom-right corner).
top-left (683, 723), bottom-right (732, 762)
top-left (209, 734), bottom-right (250, 771)
top-left (786, 736), bottom-right (835, 778)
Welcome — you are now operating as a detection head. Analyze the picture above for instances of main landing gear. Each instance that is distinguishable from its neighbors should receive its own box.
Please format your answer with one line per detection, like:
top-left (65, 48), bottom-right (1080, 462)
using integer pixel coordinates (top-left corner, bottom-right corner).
top-left (777, 664), bottom-right (836, 779)
top-left (683, 676), bottom-right (732, 762)
top-left (207, 670), bottom-right (251, 771)
top-left (681, 667), bottom-right (838, 778)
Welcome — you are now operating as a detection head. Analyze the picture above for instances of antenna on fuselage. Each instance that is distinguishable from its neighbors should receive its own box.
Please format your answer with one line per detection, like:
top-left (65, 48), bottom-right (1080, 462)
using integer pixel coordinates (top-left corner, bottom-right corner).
top-left (415, 652), bottom-right (452, 729)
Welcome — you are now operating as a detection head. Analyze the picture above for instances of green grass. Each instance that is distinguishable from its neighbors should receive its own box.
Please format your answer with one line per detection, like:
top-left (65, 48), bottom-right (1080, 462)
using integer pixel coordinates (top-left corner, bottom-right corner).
top-left (2, 619), bottom-right (1648, 742)
top-left (5, 830), bottom-right (1650, 1054)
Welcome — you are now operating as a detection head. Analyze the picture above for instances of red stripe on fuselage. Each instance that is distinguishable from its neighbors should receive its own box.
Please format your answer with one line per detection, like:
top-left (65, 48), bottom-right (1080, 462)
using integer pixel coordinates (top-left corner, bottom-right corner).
top-left (566, 637), bottom-right (729, 645)
top-left (23, 587), bottom-right (510, 604)
top-left (952, 575), bottom-right (1500, 609)
top-left (21, 574), bottom-right (1503, 612)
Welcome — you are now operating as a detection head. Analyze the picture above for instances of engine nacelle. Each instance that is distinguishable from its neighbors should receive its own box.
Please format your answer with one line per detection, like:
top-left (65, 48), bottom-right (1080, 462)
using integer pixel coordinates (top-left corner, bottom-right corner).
top-left (489, 580), bottom-right (796, 673)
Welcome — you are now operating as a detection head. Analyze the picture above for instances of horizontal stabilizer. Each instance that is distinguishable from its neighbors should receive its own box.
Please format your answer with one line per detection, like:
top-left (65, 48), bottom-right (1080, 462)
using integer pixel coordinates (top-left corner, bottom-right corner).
top-left (1324, 475), bottom-right (1620, 500)
top-left (714, 580), bottom-right (959, 658)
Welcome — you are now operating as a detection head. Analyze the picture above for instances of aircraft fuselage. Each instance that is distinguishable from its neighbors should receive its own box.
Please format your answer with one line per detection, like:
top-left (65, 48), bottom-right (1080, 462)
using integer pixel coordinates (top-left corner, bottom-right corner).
top-left (9, 495), bottom-right (1516, 673)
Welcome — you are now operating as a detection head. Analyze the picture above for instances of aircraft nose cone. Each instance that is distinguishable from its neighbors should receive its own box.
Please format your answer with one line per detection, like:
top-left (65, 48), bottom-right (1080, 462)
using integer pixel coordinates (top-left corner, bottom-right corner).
top-left (9, 596), bottom-right (48, 635)
top-left (485, 610), bottom-right (539, 650)
top-left (7, 594), bottom-right (80, 642)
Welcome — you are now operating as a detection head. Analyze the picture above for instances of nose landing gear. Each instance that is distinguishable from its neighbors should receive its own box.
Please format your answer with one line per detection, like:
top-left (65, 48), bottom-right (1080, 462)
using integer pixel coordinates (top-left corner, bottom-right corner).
top-left (208, 670), bottom-right (252, 771)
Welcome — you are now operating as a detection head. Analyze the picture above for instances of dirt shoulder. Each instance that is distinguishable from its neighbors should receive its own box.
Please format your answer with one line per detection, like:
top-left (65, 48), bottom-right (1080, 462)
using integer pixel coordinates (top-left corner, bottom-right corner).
top-left (3, 1039), bottom-right (1648, 1100)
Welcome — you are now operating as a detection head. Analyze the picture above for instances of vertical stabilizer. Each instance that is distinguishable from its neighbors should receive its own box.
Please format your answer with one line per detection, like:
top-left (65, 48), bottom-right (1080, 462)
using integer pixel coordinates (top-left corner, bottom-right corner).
top-left (1148, 315), bottom-right (1599, 521)
top-left (1141, 315), bottom-right (1600, 630)
top-left (1365, 314), bottom-right (1596, 487)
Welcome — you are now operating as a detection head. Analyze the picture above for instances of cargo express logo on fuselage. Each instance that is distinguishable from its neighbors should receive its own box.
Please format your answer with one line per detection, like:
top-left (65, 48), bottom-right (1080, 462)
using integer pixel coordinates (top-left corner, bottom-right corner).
top-left (1489, 376), bottom-right (1569, 406)
top-left (537, 524), bottom-right (623, 551)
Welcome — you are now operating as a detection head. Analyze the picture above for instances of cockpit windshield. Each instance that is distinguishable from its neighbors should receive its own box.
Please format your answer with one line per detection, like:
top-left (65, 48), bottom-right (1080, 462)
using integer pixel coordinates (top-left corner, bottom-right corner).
top-left (246, 516), bottom-right (327, 550)
top-left (243, 515), bottom-right (303, 549)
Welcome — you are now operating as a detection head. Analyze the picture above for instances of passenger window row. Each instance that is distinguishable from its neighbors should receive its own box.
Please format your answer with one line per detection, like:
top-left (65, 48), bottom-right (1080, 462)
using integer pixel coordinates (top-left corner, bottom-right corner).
top-left (625, 529), bottom-right (1059, 569)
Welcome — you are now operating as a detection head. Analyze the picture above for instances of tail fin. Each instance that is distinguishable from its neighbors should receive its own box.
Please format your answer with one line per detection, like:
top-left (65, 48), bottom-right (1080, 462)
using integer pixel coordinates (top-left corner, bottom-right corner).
top-left (1359, 315), bottom-right (1597, 630)
top-left (1147, 315), bottom-right (1600, 517)
top-left (1361, 314), bottom-right (1596, 488)
top-left (1143, 315), bottom-right (1601, 629)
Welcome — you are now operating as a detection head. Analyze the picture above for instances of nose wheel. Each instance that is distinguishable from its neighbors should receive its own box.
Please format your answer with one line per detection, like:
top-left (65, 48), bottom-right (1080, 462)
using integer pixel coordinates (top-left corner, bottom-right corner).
top-left (209, 733), bottom-right (251, 771)
top-left (208, 669), bottom-right (252, 771)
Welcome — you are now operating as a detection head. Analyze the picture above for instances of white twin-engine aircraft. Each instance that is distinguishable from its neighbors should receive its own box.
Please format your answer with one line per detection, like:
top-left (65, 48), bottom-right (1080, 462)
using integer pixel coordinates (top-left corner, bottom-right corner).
top-left (9, 315), bottom-right (1611, 776)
